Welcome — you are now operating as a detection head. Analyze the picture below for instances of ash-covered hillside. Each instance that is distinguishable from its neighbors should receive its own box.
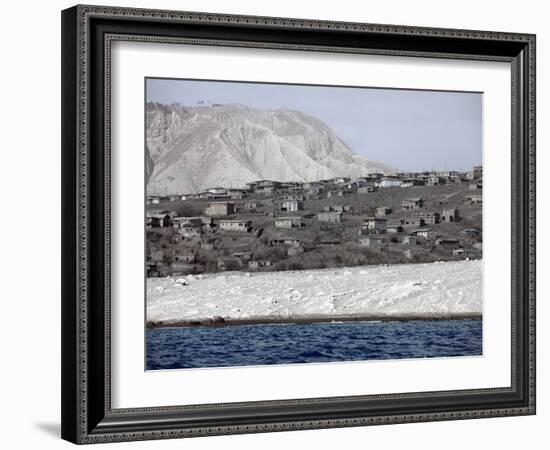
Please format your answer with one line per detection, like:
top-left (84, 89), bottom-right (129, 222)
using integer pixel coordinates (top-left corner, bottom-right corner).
top-left (146, 103), bottom-right (393, 195)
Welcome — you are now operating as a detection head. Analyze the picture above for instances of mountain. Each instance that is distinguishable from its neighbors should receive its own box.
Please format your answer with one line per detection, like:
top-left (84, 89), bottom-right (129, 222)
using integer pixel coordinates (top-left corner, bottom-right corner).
top-left (145, 103), bottom-right (394, 195)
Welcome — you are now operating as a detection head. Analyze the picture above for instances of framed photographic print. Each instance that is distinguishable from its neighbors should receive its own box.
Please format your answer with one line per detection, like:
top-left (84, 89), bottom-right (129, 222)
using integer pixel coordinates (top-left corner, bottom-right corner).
top-left (61, 4), bottom-right (536, 444)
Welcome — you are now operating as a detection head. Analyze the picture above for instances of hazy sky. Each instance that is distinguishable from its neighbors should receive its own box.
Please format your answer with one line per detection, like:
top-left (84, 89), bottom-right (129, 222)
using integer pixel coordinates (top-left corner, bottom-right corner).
top-left (146, 78), bottom-right (482, 172)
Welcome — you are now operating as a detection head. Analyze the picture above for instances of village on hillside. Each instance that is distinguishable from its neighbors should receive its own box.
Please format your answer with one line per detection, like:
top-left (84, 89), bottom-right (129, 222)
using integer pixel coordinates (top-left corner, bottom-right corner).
top-left (146, 167), bottom-right (483, 277)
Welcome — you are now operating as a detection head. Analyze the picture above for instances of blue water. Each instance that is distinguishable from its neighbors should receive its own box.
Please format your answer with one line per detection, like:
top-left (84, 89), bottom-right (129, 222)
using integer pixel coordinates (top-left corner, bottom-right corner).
top-left (146, 320), bottom-right (482, 370)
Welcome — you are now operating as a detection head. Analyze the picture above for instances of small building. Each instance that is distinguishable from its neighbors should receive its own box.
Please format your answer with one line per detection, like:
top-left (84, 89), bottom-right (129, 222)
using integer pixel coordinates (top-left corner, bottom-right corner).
top-left (218, 219), bottom-right (251, 232)
top-left (426, 176), bottom-right (443, 186)
top-left (232, 251), bottom-right (253, 262)
top-left (287, 246), bottom-right (305, 256)
top-left (146, 196), bottom-right (160, 205)
top-left (376, 207), bottom-right (392, 216)
top-left (146, 213), bottom-right (171, 228)
top-left (275, 216), bottom-right (302, 229)
top-left (244, 201), bottom-right (261, 210)
top-left (441, 208), bottom-right (460, 222)
top-left (280, 200), bottom-right (304, 212)
top-left (270, 237), bottom-right (301, 247)
top-left (377, 176), bottom-right (402, 188)
top-left (319, 240), bottom-right (341, 247)
top-left (403, 236), bottom-right (418, 246)
top-left (461, 228), bottom-right (482, 237)
top-left (318, 211), bottom-right (342, 223)
top-left (473, 165), bottom-right (483, 179)
top-left (172, 216), bottom-right (203, 228)
top-left (404, 249), bottom-right (415, 259)
top-left (401, 216), bottom-right (425, 227)
top-left (402, 198), bottom-right (424, 210)
top-left (205, 201), bottom-right (236, 216)
top-left (386, 223), bottom-right (403, 233)
top-left (453, 248), bottom-right (469, 257)
top-left (412, 228), bottom-right (433, 239)
top-left (400, 178), bottom-right (426, 188)
top-left (415, 212), bottom-right (440, 225)
top-left (435, 238), bottom-right (460, 247)
top-left (358, 237), bottom-right (385, 248)
top-left (465, 195), bottom-right (483, 205)
top-left (283, 194), bottom-right (305, 201)
top-left (248, 260), bottom-right (272, 270)
top-left (217, 258), bottom-right (240, 272)
top-left (361, 217), bottom-right (387, 234)
top-left (357, 185), bottom-right (376, 194)
top-left (175, 253), bottom-right (197, 264)
top-left (178, 225), bottom-right (202, 237)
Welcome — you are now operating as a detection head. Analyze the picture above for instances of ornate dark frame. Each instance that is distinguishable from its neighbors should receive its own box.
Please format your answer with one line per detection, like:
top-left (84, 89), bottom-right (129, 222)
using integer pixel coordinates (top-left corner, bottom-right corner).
top-left (61, 4), bottom-right (536, 444)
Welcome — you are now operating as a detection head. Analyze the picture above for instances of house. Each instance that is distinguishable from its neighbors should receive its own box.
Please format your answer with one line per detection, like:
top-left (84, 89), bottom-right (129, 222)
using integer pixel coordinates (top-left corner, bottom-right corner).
top-left (249, 180), bottom-right (282, 195)
top-left (200, 241), bottom-right (215, 250)
top-left (275, 216), bottom-right (302, 229)
top-left (172, 216), bottom-right (203, 228)
top-left (280, 200), bottom-right (304, 212)
top-left (205, 201), bottom-right (236, 216)
top-left (175, 253), bottom-right (196, 264)
top-left (318, 211), bottom-right (342, 223)
top-left (226, 188), bottom-right (247, 199)
top-left (283, 194), bottom-right (305, 201)
top-left (473, 165), bottom-right (483, 179)
top-left (376, 207), bottom-right (392, 216)
top-left (400, 178), bottom-right (426, 188)
top-left (426, 176), bottom-right (446, 186)
top-left (401, 216), bottom-right (425, 227)
top-left (217, 258), bottom-right (240, 271)
top-left (357, 185), bottom-right (376, 194)
top-left (248, 260), bottom-right (272, 270)
top-left (319, 240), bottom-right (341, 247)
top-left (386, 223), bottom-right (403, 233)
top-left (461, 228), bottom-right (482, 237)
top-left (218, 219), bottom-right (251, 232)
top-left (146, 213), bottom-right (171, 228)
top-left (244, 201), bottom-right (261, 210)
top-left (146, 196), bottom-right (160, 205)
top-left (178, 225), bottom-right (202, 237)
top-left (403, 236), bottom-right (418, 246)
top-left (287, 246), bottom-right (305, 256)
top-left (377, 176), bottom-right (402, 188)
top-left (232, 252), bottom-right (253, 262)
top-left (358, 237), bottom-right (385, 248)
top-left (402, 198), bottom-right (424, 210)
top-left (435, 238), bottom-right (460, 247)
top-left (270, 237), bottom-right (301, 247)
top-left (361, 217), bottom-right (387, 234)
top-left (464, 195), bottom-right (483, 205)
top-left (412, 228), bottom-right (433, 238)
top-left (415, 212), bottom-right (440, 225)
top-left (453, 248), bottom-right (470, 256)
top-left (404, 249), bottom-right (417, 259)
top-left (441, 208), bottom-right (459, 222)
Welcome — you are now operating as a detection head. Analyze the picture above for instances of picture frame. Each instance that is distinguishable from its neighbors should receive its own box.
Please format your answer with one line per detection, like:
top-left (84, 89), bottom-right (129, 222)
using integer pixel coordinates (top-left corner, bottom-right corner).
top-left (61, 4), bottom-right (536, 444)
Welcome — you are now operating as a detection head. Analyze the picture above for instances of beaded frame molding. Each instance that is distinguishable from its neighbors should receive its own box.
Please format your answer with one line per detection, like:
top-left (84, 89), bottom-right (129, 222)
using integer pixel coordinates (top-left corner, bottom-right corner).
top-left (61, 4), bottom-right (536, 444)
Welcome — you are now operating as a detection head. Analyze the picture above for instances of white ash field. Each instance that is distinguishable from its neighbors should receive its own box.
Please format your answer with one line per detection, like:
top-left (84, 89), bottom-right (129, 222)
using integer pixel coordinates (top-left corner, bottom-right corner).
top-left (147, 259), bottom-right (482, 326)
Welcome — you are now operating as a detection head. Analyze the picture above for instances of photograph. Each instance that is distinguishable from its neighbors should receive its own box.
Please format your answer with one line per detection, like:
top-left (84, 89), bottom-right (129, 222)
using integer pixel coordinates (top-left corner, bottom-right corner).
top-left (145, 78), bottom-right (484, 370)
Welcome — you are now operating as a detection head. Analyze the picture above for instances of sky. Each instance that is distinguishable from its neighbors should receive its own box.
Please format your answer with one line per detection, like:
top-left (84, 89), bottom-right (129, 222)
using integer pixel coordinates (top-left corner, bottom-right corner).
top-left (146, 78), bottom-right (482, 172)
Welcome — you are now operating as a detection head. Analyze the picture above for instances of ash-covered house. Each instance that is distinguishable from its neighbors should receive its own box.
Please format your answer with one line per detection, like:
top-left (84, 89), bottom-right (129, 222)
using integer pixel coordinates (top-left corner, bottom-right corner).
top-left (205, 201), bottom-right (236, 216)
top-left (441, 208), bottom-right (460, 222)
top-left (318, 211), bottom-right (342, 223)
top-left (376, 206), bottom-right (392, 216)
top-left (275, 216), bottom-right (302, 229)
top-left (402, 198), bottom-right (424, 210)
top-left (218, 219), bottom-right (251, 232)
top-left (360, 217), bottom-right (387, 235)
top-left (280, 199), bottom-right (304, 212)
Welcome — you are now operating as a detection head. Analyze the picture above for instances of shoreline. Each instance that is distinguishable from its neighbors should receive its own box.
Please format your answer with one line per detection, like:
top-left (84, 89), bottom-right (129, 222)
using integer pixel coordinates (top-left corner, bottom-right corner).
top-left (147, 312), bottom-right (482, 329)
